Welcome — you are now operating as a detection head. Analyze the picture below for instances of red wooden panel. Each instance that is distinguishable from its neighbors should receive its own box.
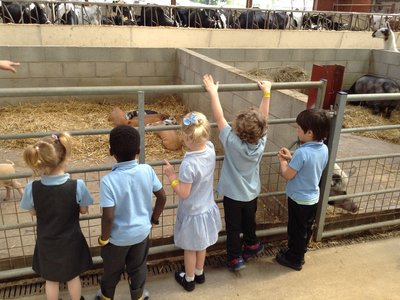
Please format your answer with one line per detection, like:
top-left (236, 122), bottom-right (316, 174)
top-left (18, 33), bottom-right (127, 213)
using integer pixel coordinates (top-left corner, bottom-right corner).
top-left (307, 64), bottom-right (345, 110)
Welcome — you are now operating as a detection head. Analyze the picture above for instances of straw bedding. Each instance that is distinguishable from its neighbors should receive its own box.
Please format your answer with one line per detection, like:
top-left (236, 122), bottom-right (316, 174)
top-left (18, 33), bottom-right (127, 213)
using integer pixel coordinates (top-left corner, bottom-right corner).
top-left (0, 95), bottom-right (188, 164)
top-left (247, 66), bottom-right (399, 145)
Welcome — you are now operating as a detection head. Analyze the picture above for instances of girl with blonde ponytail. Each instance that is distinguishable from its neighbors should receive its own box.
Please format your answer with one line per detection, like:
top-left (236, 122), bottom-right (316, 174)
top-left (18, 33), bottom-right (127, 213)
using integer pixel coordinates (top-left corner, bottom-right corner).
top-left (20, 133), bottom-right (93, 300)
top-left (164, 111), bottom-right (222, 292)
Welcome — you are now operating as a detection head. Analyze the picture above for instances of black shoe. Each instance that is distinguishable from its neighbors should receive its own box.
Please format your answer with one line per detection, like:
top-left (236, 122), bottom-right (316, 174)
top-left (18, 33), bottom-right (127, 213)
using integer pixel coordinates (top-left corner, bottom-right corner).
top-left (278, 248), bottom-right (305, 265)
top-left (175, 271), bottom-right (195, 292)
top-left (276, 252), bottom-right (302, 271)
top-left (194, 272), bottom-right (205, 284)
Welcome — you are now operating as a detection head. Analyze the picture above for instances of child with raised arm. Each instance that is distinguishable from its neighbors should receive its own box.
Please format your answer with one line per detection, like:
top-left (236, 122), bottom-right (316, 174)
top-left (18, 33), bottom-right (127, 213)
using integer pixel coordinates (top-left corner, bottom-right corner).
top-left (276, 109), bottom-right (330, 271)
top-left (202, 74), bottom-right (271, 272)
top-left (164, 111), bottom-right (222, 292)
top-left (20, 133), bottom-right (93, 300)
top-left (96, 125), bottom-right (166, 300)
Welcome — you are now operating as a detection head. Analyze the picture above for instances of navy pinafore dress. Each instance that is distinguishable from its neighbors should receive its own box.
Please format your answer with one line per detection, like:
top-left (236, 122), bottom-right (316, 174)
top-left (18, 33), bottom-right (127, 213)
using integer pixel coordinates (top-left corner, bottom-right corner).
top-left (32, 179), bottom-right (93, 282)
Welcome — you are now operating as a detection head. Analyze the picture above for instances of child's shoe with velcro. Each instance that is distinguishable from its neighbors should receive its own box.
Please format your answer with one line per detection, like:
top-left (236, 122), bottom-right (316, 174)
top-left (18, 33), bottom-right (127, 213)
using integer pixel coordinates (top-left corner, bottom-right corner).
top-left (194, 272), bottom-right (205, 284)
top-left (175, 271), bottom-right (195, 292)
top-left (242, 242), bottom-right (265, 261)
top-left (227, 256), bottom-right (246, 271)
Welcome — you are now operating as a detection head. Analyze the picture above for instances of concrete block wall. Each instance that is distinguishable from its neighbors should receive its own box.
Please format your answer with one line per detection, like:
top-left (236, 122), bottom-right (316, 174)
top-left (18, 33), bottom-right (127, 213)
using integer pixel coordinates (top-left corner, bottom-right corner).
top-left (192, 48), bottom-right (371, 90)
top-left (176, 48), bottom-right (306, 153)
top-left (369, 50), bottom-right (400, 83)
top-left (0, 46), bottom-right (176, 104)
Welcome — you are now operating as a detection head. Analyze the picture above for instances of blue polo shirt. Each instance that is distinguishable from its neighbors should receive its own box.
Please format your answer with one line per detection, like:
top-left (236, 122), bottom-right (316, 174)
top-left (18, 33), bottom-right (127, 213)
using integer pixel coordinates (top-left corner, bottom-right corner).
top-left (100, 160), bottom-right (162, 246)
top-left (286, 142), bottom-right (328, 205)
top-left (217, 124), bottom-right (266, 202)
top-left (20, 173), bottom-right (93, 210)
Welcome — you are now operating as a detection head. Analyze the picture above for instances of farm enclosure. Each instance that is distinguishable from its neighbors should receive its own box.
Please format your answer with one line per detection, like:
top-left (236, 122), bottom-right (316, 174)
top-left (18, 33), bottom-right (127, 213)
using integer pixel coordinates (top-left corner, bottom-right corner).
top-left (0, 40), bottom-right (399, 275)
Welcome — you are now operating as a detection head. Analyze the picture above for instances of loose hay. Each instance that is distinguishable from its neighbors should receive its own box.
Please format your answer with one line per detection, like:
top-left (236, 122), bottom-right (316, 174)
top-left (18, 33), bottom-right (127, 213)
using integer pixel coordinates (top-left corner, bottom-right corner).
top-left (343, 105), bottom-right (400, 144)
top-left (0, 95), bottom-right (188, 164)
top-left (247, 66), bottom-right (309, 94)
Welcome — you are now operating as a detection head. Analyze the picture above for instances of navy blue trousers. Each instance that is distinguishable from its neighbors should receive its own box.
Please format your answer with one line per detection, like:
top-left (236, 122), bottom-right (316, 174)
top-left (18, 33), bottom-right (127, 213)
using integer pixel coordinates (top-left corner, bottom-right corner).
top-left (223, 196), bottom-right (259, 261)
top-left (286, 197), bottom-right (317, 263)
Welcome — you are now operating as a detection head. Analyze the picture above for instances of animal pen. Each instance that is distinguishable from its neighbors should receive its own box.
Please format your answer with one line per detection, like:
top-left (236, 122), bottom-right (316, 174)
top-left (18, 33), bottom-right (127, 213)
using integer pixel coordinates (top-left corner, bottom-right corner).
top-left (0, 17), bottom-right (399, 294)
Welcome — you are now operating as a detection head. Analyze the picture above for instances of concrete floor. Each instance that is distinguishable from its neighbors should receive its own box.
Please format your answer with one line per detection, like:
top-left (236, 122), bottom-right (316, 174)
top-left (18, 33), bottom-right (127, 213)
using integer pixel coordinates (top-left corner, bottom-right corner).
top-left (21, 236), bottom-right (400, 300)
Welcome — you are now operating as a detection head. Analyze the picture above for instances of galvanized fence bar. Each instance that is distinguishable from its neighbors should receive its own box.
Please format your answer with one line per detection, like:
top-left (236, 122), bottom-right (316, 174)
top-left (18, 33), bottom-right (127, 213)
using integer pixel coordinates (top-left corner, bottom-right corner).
top-left (315, 92), bottom-right (348, 241)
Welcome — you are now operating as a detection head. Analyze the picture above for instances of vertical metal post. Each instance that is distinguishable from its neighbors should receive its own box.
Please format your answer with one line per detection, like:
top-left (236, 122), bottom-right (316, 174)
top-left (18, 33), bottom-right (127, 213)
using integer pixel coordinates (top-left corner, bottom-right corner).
top-left (138, 91), bottom-right (145, 164)
top-left (315, 79), bottom-right (327, 109)
top-left (314, 91), bottom-right (348, 241)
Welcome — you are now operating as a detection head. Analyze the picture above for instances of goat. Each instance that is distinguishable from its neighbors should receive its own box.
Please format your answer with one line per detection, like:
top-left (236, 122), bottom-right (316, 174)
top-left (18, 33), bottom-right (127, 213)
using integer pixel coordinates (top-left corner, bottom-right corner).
top-left (372, 22), bottom-right (399, 52)
top-left (0, 160), bottom-right (24, 201)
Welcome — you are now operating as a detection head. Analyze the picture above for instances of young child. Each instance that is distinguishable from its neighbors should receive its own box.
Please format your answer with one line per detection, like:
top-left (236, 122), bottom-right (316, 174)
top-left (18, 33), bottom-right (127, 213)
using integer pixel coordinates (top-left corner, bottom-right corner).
top-left (20, 132), bottom-right (93, 300)
top-left (276, 109), bottom-right (331, 271)
top-left (164, 111), bottom-right (222, 292)
top-left (96, 125), bottom-right (166, 300)
top-left (0, 60), bottom-right (20, 73)
top-left (202, 74), bottom-right (271, 271)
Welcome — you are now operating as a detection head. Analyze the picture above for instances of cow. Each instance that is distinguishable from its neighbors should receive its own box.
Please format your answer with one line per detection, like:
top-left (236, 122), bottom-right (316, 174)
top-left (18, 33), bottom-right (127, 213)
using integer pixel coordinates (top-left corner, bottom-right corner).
top-left (1, 2), bottom-right (50, 24)
top-left (0, 160), bottom-right (24, 201)
top-left (347, 75), bottom-right (400, 118)
top-left (328, 163), bottom-right (359, 213)
top-left (138, 6), bottom-right (177, 27)
top-left (101, 0), bottom-right (136, 26)
top-left (237, 9), bottom-right (289, 29)
top-left (50, 3), bottom-right (102, 25)
top-left (301, 13), bottom-right (348, 31)
top-left (175, 8), bottom-right (219, 28)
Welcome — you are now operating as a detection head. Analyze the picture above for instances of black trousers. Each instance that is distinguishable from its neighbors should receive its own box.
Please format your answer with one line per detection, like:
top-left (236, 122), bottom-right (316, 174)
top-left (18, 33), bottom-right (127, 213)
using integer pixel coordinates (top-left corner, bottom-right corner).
top-left (223, 196), bottom-right (259, 261)
top-left (100, 236), bottom-right (149, 300)
top-left (286, 197), bottom-right (317, 263)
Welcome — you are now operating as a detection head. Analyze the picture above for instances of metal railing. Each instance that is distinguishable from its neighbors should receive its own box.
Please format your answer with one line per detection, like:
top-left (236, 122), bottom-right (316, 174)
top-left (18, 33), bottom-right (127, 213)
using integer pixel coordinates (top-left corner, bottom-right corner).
top-left (0, 0), bottom-right (399, 31)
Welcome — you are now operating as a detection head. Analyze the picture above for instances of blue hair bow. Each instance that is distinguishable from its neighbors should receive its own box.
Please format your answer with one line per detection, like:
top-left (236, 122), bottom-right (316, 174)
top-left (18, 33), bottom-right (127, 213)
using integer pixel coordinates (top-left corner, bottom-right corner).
top-left (183, 113), bottom-right (198, 126)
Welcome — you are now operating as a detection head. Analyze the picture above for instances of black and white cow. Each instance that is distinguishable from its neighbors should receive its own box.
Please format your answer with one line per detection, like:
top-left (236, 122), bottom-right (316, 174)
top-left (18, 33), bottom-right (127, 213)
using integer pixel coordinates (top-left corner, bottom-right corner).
top-left (138, 6), bottom-right (177, 27)
top-left (237, 9), bottom-right (289, 29)
top-left (175, 8), bottom-right (220, 28)
top-left (301, 13), bottom-right (348, 31)
top-left (347, 75), bottom-right (400, 118)
top-left (328, 164), bottom-right (359, 213)
top-left (1, 1), bottom-right (50, 24)
top-left (101, 0), bottom-right (135, 26)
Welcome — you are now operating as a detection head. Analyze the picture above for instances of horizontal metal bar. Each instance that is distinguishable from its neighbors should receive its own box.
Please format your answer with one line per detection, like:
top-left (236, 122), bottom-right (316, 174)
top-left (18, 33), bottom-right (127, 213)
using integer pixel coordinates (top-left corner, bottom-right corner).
top-left (341, 125), bottom-right (400, 133)
top-left (336, 153), bottom-right (400, 163)
top-left (322, 218), bottom-right (400, 239)
top-left (0, 226), bottom-right (287, 280)
top-left (328, 188), bottom-right (400, 202)
top-left (347, 93), bottom-right (400, 101)
top-left (0, 82), bottom-right (322, 98)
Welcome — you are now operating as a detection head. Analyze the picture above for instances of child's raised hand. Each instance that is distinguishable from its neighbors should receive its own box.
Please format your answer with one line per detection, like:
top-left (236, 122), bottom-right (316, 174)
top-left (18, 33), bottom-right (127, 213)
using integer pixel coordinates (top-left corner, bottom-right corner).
top-left (163, 159), bottom-right (175, 177)
top-left (258, 80), bottom-right (272, 94)
top-left (202, 74), bottom-right (219, 95)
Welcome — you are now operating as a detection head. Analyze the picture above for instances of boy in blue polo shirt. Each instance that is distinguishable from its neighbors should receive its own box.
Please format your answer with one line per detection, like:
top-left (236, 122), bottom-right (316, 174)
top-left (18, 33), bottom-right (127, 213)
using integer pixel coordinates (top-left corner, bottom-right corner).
top-left (96, 125), bottom-right (166, 300)
top-left (277, 109), bottom-right (330, 271)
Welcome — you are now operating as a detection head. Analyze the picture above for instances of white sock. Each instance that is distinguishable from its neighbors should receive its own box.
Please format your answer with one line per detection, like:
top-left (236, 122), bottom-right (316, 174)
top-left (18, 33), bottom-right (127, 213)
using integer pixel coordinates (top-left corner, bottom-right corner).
top-left (194, 268), bottom-right (203, 276)
top-left (185, 274), bottom-right (194, 282)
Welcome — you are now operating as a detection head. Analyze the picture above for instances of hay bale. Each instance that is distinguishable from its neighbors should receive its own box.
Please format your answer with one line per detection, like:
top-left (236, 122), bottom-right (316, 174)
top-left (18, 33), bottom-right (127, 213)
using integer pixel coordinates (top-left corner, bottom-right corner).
top-left (0, 95), bottom-right (188, 164)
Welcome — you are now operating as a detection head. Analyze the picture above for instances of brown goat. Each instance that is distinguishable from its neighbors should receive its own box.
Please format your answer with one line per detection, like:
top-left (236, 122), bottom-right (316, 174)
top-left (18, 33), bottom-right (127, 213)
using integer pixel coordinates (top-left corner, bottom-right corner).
top-left (0, 161), bottom-right (24, 201)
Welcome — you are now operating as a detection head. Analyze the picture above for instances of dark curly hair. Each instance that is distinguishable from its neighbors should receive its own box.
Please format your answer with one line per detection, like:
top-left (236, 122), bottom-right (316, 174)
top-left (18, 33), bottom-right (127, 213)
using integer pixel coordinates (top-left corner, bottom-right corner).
top-left (109, 125), bottom-right (140, 162)
top-left (232, 108), bottom-right (267, 144)
top-left (296, 109), bottom-right (331, 141)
